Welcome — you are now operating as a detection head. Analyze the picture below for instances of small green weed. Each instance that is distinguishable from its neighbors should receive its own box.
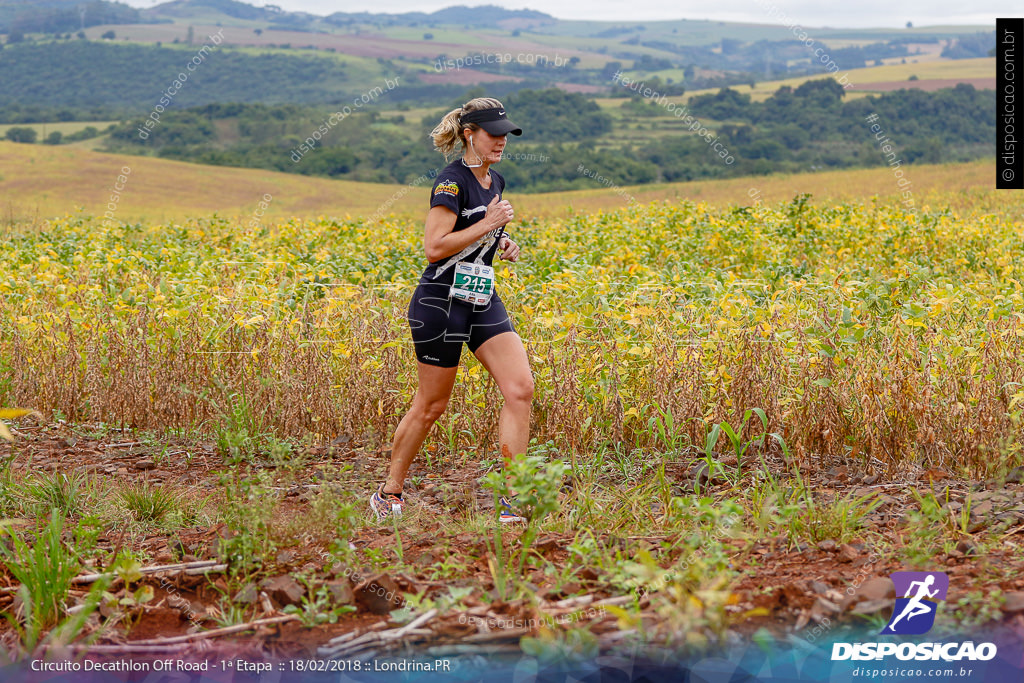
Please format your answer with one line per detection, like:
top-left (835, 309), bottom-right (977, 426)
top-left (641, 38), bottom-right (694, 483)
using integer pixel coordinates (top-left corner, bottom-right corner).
top-left (118, 482), bottom-right (180, 524)
top-left (25, 471), bottom-right (89, 517)
top-left (209, 384), bottom-right (276, 465)
top-left (216, 470), bottom-right (280, 574)
top-left (282, 576), bottom-right (357, 627)
top-left (0, 514), bottom-right (109, 654)
top-left (482, 447), bottom-right (567, 599)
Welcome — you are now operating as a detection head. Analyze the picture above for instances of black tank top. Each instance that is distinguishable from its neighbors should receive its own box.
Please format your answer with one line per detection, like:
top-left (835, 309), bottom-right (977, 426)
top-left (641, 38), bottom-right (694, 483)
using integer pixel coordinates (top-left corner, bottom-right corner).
top-left (420, 159), bottom-right (506, 286)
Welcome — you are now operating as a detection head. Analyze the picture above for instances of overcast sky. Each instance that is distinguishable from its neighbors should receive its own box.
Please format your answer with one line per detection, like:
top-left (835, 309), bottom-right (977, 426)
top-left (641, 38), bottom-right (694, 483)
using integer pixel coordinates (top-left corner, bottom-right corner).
top-left (123, 1), bottom-right (1007, 27)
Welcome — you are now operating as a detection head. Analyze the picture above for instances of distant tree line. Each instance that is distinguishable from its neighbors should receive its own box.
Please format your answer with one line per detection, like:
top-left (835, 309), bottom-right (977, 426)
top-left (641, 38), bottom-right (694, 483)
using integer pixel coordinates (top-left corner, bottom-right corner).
top-left (0, 41), bottom-right (355, 110)
top-left (0, 1), bottom-right (145, 34)
top-left (76, 84), bottom-right (993, 192)
top-left (623, 37), bottom-right (924, 82)
top-left (940, 32), bottom-right (997, 59)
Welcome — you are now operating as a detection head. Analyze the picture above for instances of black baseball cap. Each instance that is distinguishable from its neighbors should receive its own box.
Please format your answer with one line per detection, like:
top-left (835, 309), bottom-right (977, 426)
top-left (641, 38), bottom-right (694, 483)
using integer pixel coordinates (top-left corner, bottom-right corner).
top-left (460, 107), bottom-right (522, 136)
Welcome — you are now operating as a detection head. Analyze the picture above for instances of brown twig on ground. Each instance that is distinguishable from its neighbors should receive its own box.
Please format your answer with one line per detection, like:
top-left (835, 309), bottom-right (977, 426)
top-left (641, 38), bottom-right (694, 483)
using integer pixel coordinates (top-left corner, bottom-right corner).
top-left (128, 615), bottom-right (298, 645)
top-left (71, 560), bottom-right (220, 585)
top-left (318, 609), bottom-right (438, 658)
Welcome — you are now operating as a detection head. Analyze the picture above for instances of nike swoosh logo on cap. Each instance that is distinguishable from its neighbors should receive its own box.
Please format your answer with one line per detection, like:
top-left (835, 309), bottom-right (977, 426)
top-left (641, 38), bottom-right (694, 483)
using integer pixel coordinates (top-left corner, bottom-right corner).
top-left (499, 111), bottom-right (505, 115)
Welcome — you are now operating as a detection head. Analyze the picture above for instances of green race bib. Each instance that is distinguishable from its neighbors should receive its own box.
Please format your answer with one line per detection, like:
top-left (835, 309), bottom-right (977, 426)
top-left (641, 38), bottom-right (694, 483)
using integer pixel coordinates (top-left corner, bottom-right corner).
top-left (451, 262), bottom-right (495, 305)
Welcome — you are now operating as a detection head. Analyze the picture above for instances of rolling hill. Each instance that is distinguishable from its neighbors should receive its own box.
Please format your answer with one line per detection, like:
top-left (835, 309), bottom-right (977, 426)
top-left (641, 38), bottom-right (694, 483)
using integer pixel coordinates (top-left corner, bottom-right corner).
top-left (3, 0), bottom-right (990, 111)
top-left (0, 141), bottom-right (1003, 227)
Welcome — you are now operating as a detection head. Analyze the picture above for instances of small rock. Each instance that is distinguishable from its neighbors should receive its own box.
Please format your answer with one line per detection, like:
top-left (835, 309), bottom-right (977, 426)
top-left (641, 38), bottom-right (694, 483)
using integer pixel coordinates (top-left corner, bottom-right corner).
top-left (322, 579), bottom-right (354, 605)
top-left (133, 459), bottom-right (156, 470)
top-left (1002, 591), bottom-right (1024, 613)
top-left (260, 575), bottom-right (306, 607)
top-left (1006, 467), bottom-right (1024, 484)
top-left (354, 573), bottom-right (402, 614)
top-left (838, 544), bottom-right (859, 563)
top-left (968, 518), bottom-right (990, 534)
top-left (533, 536), bottom-right (560, 553)
top-left (973, 500), bottom-right (994, 515)
top-left (687, 462), bottom-right (711, 489)
top-left (955, 539), bottom-right (978, 556)
top-left (842, 577), bottom-right (894, 610)
top-left (233, 584), bottom-right (259, 605)
top-left (862, 474), bottom-right (880, 485)
top-left (813, 596), bottom-right (841, 615)
top-left (817, 540), bottom-right (838, 552)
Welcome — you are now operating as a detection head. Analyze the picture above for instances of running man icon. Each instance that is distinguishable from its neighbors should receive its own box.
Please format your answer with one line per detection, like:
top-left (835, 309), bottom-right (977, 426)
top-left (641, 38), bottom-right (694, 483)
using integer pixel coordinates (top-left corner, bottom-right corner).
top-left (881, 571), bottom-right (949, 635)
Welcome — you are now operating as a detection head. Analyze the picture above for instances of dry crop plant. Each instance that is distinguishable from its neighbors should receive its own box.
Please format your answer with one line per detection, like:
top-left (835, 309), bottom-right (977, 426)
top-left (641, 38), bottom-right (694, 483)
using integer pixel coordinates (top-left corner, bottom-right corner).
top-left (1, 200), bottom-right (1022, 477)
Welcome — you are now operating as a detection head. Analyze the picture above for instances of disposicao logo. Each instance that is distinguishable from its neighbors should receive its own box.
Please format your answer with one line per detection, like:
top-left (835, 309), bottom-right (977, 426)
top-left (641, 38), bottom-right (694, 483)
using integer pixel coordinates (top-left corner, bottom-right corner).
top-left (832, 571), bottom-right (997, 662)
top-left (881, 571), bottom-right (948, 635)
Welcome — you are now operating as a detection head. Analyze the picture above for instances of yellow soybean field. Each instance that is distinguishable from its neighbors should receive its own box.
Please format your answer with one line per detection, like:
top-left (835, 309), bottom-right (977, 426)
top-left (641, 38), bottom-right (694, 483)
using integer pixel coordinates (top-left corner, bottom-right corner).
top-left (3, 196), bottom-right (1022, 477)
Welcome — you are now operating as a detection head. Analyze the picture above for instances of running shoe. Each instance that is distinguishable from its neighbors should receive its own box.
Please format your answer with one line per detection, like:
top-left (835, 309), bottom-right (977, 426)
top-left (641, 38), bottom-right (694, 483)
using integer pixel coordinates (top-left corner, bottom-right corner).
top-left (498, 495), bottom-right (527, 524)
top-left (370, 485), bottom-right (403, 521)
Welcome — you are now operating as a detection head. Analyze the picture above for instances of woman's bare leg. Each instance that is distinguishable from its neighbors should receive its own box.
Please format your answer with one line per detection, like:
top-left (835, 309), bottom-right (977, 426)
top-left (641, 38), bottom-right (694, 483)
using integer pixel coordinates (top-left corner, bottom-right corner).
top-left (472, 332), bottom-right (534, 467)
top-left (383, 362), bottom-right (459, 494)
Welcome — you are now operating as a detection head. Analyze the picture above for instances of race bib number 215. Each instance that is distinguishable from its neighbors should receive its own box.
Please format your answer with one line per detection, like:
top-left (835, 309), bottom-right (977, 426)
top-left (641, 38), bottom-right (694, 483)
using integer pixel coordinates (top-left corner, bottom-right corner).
top-left (451, 262), bottom-right (495, 305)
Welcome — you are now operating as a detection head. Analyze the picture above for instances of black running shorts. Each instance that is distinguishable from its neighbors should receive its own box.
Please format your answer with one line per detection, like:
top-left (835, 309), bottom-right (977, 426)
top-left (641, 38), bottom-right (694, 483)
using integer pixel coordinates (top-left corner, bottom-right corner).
top-left (407, 282), bottom-right (515, 367)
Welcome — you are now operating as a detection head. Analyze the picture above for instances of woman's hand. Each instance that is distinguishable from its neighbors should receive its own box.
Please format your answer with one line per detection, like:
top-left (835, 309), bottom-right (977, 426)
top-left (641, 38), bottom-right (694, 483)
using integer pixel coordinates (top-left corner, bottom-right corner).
top-left (484, 195), bottom-right (515, 230)
top-left (498, 236), bottom-right (520, 262)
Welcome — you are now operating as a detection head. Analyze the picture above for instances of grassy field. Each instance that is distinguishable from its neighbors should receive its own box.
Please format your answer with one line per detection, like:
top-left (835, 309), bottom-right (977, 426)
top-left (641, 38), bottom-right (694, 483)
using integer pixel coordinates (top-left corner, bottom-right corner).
top-left (0, 141), bottom-right (408, 227)
top-left (674, 57), bottom-right (995, 103)
top-left (0, 141), bottom-right (1004, 227)
top-left (72, 15), bottom-right (991, 94)
top-left (2, 180), bottom-right (1024, 664)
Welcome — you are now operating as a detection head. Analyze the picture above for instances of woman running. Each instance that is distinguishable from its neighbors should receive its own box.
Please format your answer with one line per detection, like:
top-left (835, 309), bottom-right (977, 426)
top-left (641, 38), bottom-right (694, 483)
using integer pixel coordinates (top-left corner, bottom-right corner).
top-left (370, 97), bottom-right (533, 523)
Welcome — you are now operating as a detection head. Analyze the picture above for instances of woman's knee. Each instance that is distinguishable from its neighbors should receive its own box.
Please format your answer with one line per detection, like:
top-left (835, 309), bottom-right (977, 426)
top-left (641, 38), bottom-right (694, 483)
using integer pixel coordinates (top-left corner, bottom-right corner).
top-left (502, 376), bottom-right (534, 405)
top-left (415, 395), bottom-right (450, 423)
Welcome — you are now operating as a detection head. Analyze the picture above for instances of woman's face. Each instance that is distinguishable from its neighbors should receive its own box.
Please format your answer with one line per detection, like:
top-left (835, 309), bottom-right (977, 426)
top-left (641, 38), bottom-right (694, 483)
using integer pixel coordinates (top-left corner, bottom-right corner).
top-left (465, 127), bottom-right (507, 164)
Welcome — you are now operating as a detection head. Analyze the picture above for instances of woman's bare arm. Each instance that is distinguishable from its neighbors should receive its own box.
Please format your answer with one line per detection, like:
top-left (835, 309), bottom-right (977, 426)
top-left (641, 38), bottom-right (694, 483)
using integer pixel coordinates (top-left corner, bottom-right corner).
top-left (423, 196), bottom-right (513, 262)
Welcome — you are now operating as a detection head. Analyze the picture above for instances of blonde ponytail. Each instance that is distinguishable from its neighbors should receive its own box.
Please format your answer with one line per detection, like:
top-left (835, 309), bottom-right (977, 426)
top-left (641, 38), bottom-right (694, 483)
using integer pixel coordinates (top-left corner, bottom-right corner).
top-left (429, 97), bottom-right (506, 158)
top-left (430, 107), bottom-right (464, 157)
